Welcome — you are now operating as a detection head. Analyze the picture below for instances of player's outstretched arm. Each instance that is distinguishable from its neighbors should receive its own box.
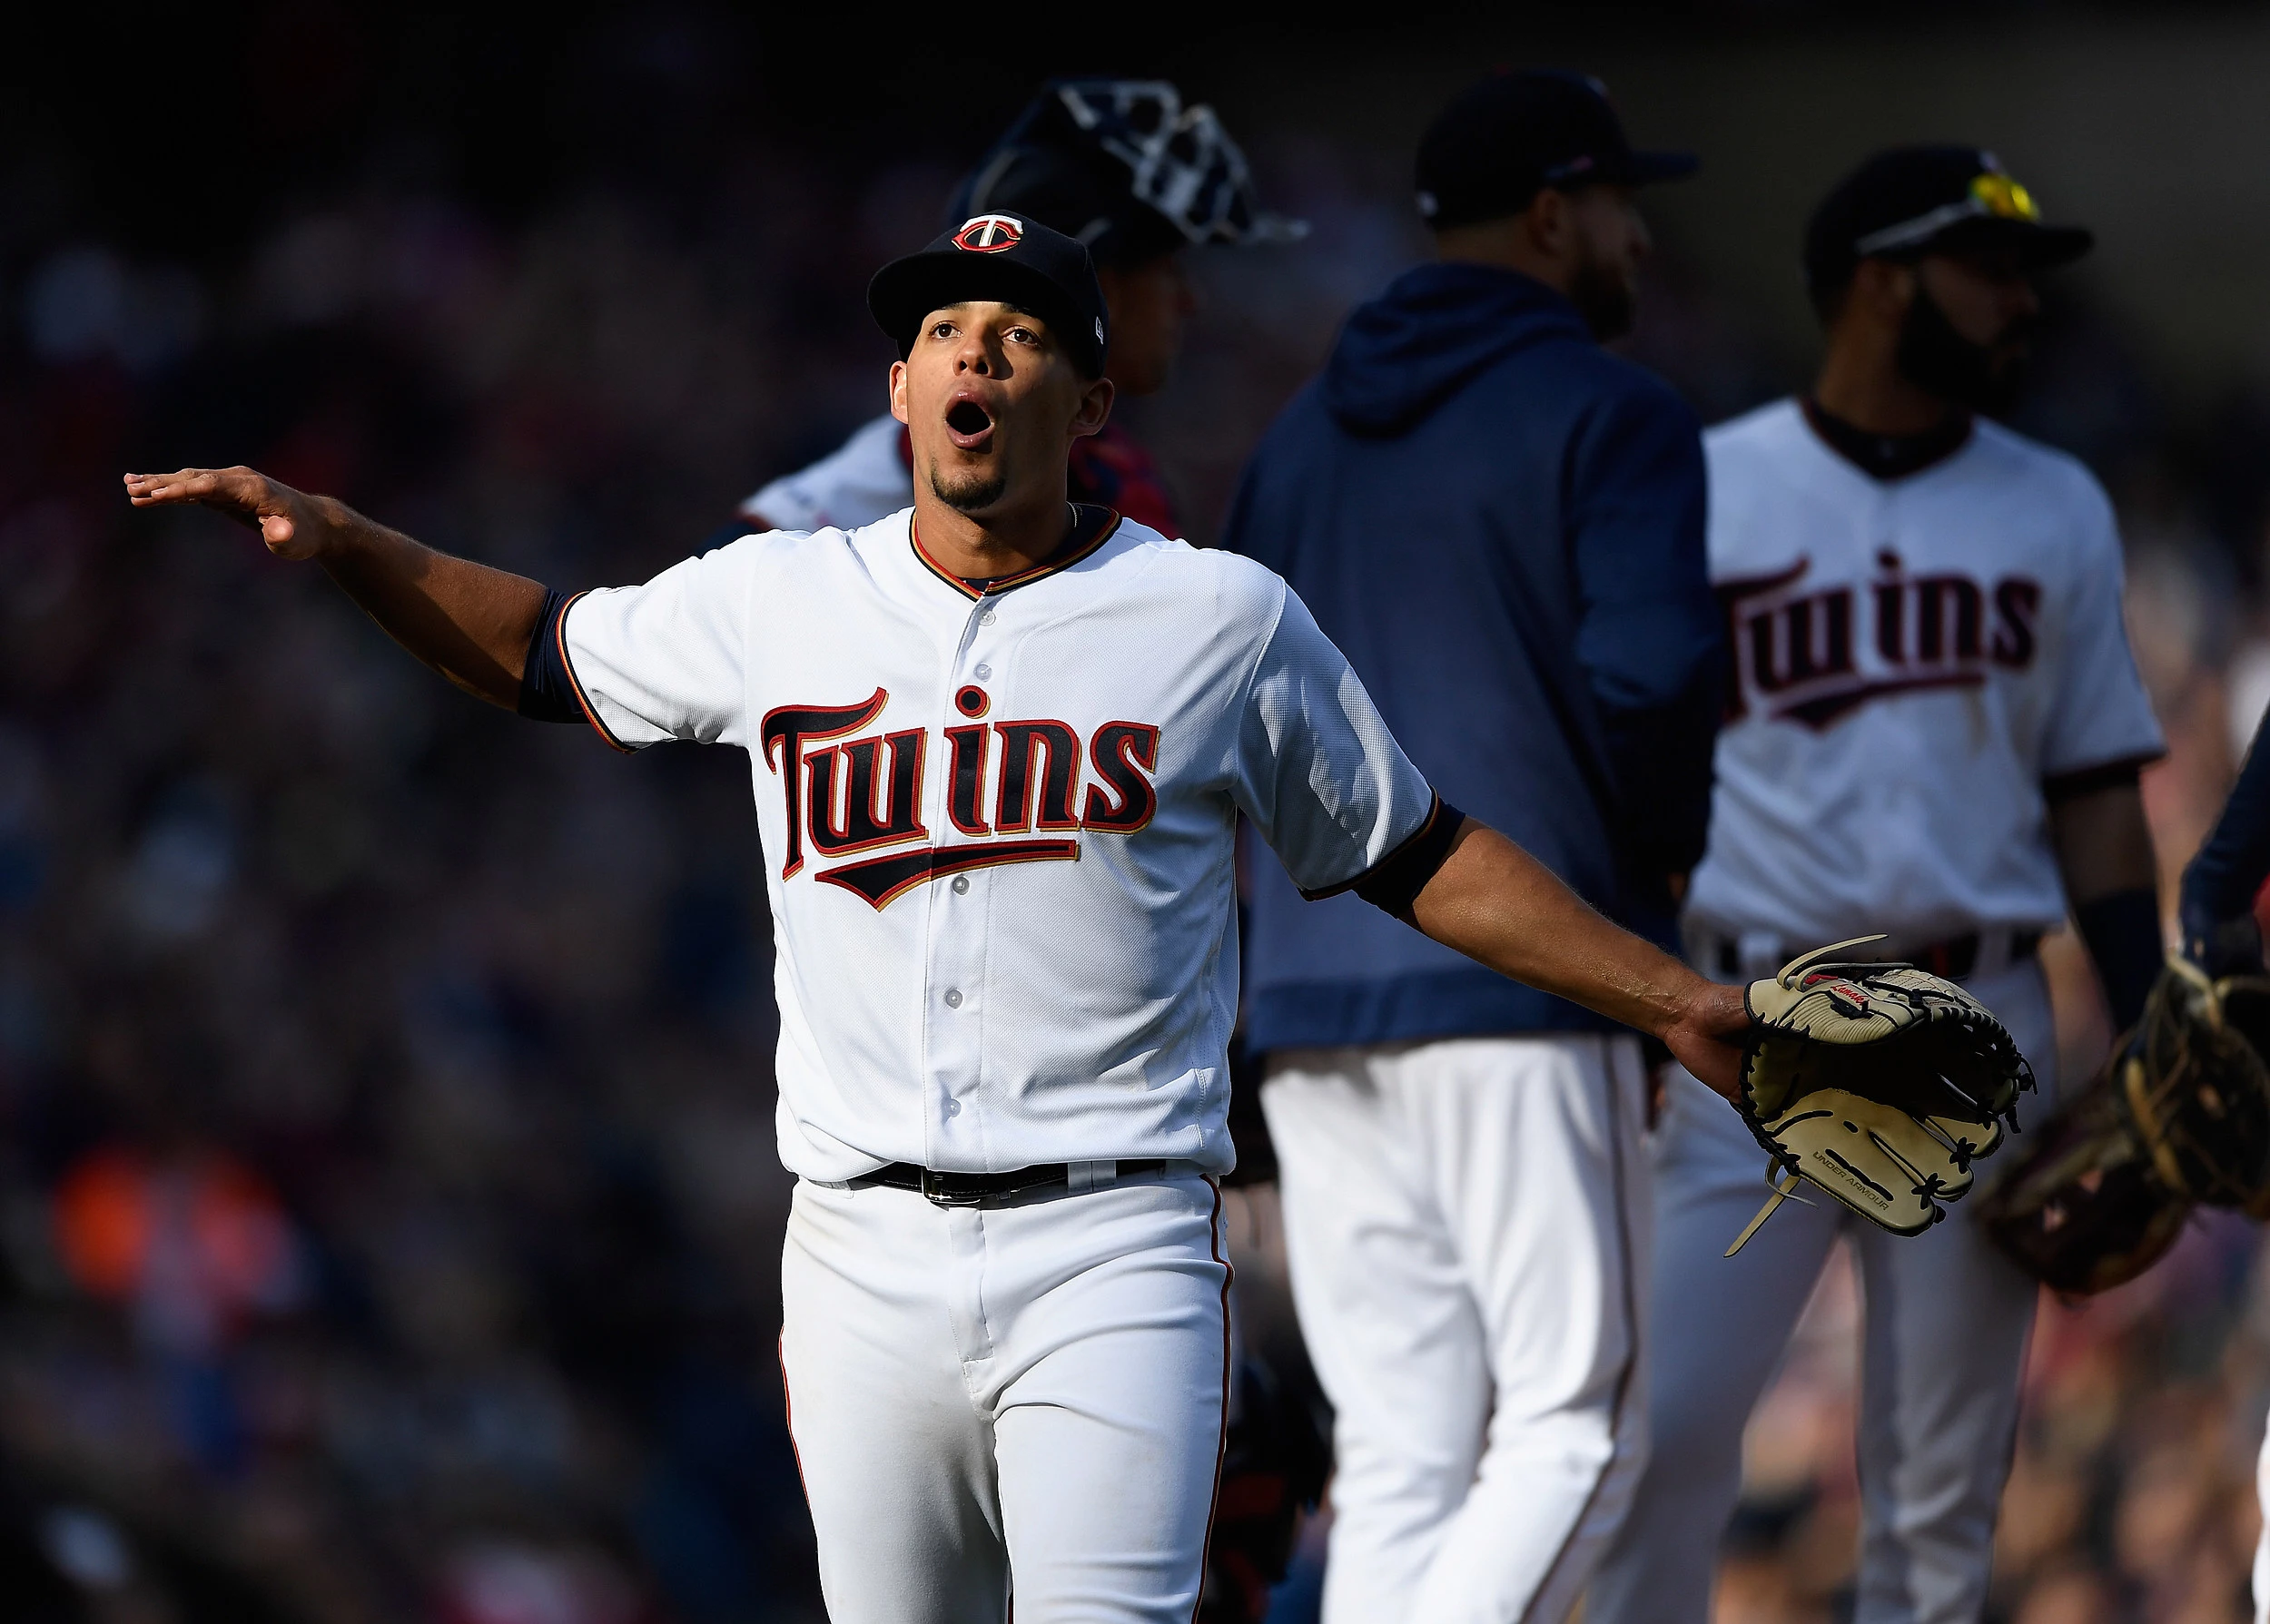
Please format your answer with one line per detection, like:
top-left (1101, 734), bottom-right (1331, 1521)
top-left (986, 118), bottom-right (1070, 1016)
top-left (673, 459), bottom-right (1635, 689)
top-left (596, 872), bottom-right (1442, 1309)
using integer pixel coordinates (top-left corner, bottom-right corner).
top-left (1407, 817), bottom-right (1752, 1097)
top-left (123, 467), bottom-right (545, 709)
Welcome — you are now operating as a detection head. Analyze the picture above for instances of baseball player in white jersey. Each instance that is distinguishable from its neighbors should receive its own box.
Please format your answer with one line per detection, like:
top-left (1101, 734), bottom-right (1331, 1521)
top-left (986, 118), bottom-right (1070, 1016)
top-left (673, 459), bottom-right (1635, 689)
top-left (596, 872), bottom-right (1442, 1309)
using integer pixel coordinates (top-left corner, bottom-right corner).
top-left (1588, 149), bottom-right (2166, 1624)
top-left (129, 213), bottom-right (1762, 1624)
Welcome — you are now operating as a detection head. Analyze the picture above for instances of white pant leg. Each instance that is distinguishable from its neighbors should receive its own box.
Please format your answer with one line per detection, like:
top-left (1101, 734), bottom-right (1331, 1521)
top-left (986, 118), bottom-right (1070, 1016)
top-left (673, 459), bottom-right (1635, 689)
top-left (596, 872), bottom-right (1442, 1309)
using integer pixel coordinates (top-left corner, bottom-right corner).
top-left (1586, 1064), bottom-right (1842, 1624)
top-left (2254, 1413), bottom-right (2270, 1624)
top-left (987, 1176), bottom-right (1230, 1623)
top-left (781, 1178), bottom-right (1008, 1624)
top-left (1265, 1034), bottom-right (1650, 1624)
top-left (1265, 1048), bottom-right (1488, 1623)
top-left (1848, 959), bottom-right (2058, 1624)
top-left (781, 1172), bottom-right (1229, 1624)
top-left (1406, 1034), bottom-right (1653, 1624)
top-left (1588, 955), bottom-right (2059, 1624)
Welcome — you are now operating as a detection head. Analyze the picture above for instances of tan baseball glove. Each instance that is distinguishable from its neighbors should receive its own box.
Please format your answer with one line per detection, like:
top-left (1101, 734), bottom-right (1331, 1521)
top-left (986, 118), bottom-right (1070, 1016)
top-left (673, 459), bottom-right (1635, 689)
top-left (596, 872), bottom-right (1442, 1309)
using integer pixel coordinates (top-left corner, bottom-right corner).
top-left (1726, 937), bottom-right (2035, 1255)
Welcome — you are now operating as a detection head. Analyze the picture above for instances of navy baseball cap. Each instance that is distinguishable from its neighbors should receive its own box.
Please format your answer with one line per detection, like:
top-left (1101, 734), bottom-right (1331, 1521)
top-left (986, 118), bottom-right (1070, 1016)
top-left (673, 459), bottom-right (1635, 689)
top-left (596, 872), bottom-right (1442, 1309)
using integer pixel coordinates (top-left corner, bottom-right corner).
top-left (869, 213), bottom-right (1110, 379)
top-left (1415, 70), bottom-right (1696, 231)
top-left (1805, 146), bottom-right (2094, 302)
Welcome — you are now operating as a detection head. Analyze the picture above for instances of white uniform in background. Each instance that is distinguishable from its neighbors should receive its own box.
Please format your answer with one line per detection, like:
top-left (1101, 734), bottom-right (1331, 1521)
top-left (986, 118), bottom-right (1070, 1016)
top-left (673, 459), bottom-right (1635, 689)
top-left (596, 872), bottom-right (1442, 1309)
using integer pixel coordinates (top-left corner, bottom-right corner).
top-left (1262, 1031), bottom-right (1651, 1624)
top-left (1588, 399), bottom-right (2164, 1624)
top-left (736, 412), bottom-right (909, 533)
top-left (557, 506), bottom-right (1437, 1623)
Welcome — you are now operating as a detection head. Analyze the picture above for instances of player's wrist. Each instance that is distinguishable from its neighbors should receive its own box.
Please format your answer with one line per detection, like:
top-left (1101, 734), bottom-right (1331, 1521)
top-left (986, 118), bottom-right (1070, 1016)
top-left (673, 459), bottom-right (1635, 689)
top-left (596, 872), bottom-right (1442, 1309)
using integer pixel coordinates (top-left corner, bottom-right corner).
top-left (1659, 969), bottom-right (1741, 1036)
top-left (297, 492), bottom-right (356, 560)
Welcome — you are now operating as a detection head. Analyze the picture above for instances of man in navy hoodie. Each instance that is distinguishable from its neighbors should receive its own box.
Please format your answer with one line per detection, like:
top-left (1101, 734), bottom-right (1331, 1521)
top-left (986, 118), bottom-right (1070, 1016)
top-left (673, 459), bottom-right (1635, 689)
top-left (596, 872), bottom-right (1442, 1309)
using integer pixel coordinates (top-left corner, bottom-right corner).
top-left (1225, 72), bottom-right (1722, 1624)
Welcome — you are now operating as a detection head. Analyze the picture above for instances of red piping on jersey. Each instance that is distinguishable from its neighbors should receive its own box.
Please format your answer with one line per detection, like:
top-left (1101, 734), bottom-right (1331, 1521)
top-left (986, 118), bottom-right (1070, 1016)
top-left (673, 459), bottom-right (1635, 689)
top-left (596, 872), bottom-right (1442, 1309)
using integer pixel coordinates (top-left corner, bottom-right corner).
top-left (556, 590), bottom-right (636, 754)
top-left (910, 508), bottom-right (1121, 601)
top-left (1190, 1177), bottom-right (1233, 1624)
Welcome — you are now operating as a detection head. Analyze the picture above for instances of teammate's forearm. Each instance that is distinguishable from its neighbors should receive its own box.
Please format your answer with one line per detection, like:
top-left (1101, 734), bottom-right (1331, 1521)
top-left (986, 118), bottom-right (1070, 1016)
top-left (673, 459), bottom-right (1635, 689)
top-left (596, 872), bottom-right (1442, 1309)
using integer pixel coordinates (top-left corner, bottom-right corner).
top-left (2048, 780), bottom-right (2156, 907)
top-left (309, 499), bottom-right (547, 709)
top-left (1408, 820), bottom-right (1741, 1053)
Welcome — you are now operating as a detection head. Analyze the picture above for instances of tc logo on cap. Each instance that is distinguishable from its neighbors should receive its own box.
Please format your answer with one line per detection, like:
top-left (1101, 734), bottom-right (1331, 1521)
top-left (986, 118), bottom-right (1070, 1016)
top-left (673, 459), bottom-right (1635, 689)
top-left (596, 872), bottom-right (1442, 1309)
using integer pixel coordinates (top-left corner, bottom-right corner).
top-left (952, 214), bottom-right (1024, 252)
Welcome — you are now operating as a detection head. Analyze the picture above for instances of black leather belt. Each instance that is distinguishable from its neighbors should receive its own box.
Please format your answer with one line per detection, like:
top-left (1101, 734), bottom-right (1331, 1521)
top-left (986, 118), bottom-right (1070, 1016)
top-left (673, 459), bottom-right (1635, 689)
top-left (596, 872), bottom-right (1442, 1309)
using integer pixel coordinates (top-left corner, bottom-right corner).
top-left (1710, 928), bottom-right (2041, 983)
top-left (856, 1159), bottom-right (1169, 1207)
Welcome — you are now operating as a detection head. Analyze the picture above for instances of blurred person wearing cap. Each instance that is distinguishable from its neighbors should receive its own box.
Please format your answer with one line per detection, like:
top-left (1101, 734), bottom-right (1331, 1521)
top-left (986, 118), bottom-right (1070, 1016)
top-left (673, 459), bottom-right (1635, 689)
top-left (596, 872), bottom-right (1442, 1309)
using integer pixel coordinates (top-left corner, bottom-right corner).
top-left (1224, 69), bottom-right (1722, 1624)
top-left (127, 205), bottom-right (1764, 1621)
top-left (726, 79), bottom-right (1298, 542)
top-left (1587, 148), bottom-right (2164, 1624)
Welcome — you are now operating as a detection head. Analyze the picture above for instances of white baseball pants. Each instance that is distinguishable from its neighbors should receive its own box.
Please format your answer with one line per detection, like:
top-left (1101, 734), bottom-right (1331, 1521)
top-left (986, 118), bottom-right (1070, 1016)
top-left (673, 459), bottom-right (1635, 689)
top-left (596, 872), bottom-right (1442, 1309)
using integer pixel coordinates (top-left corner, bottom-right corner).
top-left (779, 1170), bottom-right (1229, 1624)
top-left (1262, 1033), bottom-right (1652, 1624)
top-left (1587, 957), bottom-right (2058, 1624)
top-left (2256, 1420), bottom-right (2270, 1624)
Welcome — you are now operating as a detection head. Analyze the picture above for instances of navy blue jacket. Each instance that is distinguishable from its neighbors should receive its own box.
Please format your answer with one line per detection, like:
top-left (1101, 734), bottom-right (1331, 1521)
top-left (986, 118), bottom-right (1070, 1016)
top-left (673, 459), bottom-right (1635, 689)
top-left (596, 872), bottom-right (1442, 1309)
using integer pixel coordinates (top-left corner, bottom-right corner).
top-left (1228, 263), bottom-right (1722, 1049)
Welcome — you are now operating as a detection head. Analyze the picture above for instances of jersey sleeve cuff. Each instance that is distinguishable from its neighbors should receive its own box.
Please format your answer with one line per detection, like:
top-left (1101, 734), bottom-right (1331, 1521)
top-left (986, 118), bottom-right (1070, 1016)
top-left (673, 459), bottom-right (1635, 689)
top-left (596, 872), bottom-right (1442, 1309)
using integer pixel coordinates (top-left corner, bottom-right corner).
top-left (1299, 794), bottom-right (1465, 917)
top-left (518, 588), bottom-right (636, 753)
top-left (518, 586), bottom-right (580, 723)
top-left (2041, 751), bottom-right (2162, 803)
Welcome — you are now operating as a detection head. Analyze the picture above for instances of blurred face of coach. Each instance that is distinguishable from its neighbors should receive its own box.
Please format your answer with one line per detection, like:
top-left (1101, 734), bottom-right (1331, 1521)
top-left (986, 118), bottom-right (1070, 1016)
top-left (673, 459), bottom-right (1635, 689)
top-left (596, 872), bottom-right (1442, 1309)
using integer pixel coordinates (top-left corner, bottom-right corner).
top-left (1416, 71), bottom-right (1697, 340)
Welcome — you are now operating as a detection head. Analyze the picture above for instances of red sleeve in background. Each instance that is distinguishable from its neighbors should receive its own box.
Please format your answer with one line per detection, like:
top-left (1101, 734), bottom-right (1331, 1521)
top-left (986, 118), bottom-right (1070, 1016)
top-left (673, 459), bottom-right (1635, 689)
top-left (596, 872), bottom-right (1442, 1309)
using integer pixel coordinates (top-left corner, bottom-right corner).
top-left (1069, 424), bottom-right (1180, 537)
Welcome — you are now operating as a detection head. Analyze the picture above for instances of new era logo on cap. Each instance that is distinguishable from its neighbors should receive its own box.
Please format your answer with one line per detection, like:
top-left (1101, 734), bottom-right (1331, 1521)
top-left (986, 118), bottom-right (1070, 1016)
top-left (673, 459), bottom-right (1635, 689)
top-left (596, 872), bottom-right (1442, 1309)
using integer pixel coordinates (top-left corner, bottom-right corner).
top-left (952, 214), bottom-right (1025, 252)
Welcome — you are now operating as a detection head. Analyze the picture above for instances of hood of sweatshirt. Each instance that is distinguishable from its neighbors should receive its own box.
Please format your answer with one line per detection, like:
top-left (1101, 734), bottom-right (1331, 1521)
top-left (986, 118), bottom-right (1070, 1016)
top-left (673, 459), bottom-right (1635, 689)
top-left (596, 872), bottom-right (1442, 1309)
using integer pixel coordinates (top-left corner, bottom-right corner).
top-left (1321, 262), bottom-right (1593, 438)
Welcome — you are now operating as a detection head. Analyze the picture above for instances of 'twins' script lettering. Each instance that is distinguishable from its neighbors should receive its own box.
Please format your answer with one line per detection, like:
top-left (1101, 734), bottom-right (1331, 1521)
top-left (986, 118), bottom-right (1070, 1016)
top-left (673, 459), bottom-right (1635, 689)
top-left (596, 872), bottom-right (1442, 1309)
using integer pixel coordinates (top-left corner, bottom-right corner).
top-left (1719, 553), bottom-right (2040, 730)
top-left (761, 689), bottom-right (1161, 908)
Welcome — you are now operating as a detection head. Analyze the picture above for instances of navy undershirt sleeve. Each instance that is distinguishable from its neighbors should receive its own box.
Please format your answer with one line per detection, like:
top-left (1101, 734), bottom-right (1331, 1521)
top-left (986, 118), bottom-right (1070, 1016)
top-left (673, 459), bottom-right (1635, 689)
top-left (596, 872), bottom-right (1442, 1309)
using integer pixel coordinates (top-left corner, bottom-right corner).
top-left (1355, 799), bottom-right (1465, 920)
top-left (2184, 706), bottom-right (2270, 931)
top-left (517, 586), bottom-right (584, 723)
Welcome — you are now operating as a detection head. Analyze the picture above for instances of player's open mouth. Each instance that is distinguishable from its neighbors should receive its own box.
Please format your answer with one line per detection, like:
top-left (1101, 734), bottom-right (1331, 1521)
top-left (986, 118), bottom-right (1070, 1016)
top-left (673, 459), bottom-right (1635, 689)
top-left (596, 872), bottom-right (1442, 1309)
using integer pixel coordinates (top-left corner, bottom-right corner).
top-left (945, 397), bottom-right (996, 451)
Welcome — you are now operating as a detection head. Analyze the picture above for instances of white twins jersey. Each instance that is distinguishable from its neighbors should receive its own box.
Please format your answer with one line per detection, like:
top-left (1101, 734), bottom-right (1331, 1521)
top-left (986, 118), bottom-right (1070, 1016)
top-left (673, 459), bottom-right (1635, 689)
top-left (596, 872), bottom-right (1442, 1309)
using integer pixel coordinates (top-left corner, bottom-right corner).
top-left (1686, 399), bottom-right (2162, 947)
top-left (559, 507), bottom-right (1433, 1182)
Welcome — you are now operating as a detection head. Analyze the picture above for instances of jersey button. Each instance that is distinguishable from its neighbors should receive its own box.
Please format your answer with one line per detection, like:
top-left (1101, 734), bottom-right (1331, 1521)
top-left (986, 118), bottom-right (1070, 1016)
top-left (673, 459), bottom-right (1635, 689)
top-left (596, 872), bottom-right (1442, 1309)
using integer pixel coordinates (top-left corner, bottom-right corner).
top-left (943, 1097), bottom-right (961, 1117)
top-left (952, 874), bottom-right (970, 894)
top-left (943, 989), bottom-right (962, 1009)
top-left (980, 609), bottom-right (997, 626)
top-left (973, 663), bottom-right (992, 680)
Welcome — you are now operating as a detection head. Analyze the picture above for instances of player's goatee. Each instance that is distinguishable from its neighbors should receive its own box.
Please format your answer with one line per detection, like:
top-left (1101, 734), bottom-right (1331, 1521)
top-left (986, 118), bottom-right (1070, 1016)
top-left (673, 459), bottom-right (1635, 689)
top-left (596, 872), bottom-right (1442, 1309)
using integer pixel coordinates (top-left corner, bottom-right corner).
top-left (931, 465), bottom-right (1010, 514)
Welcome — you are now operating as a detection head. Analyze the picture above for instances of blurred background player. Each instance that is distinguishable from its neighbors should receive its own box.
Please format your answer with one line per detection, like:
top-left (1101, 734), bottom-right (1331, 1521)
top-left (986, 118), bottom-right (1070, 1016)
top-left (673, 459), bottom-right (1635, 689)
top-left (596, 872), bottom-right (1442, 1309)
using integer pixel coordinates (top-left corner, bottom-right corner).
top-left (1226, 71), bottom-right (1722, 1624)
top-left (1586, 147), bottom-right (2167, 1624)
top-left (728, 79), bottom-right (1300, 541)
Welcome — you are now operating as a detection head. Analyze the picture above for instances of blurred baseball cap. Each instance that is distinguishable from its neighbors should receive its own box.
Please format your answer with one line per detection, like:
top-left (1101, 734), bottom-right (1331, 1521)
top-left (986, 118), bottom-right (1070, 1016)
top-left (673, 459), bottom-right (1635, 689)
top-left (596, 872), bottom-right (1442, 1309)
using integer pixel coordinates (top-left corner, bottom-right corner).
top-left (869, 213), bottom-right (1110, 379)
top-left (1415, 69), bottom-right (1697, 231)
top-left (952, 79), bottom-right (1306, 268)
top-left (1805, 145), bottom-right (2093, 300)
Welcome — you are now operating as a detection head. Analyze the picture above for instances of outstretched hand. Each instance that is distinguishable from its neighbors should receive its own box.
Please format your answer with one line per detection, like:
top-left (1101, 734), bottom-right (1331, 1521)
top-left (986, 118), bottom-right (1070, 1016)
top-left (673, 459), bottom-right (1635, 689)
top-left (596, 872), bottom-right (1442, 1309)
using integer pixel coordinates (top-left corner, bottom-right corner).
top-left (122, 467), bottom-right (330, 561)
top-left (1655, 980), bottom-right (1752, 1100)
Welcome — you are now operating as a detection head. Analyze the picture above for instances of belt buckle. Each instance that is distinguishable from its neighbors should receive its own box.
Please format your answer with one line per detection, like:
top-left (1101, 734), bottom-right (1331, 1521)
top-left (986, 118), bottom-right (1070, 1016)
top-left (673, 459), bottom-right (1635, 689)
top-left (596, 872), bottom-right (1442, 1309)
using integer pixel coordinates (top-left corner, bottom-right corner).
top-left (920, 1168), bottom-right (983, 1207)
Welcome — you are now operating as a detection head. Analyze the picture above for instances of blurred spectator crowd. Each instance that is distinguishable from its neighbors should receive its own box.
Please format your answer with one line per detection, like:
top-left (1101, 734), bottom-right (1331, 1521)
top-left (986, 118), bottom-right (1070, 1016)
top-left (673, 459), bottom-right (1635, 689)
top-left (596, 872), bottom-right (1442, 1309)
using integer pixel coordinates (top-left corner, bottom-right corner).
top-left (10, 14), bottom-right (2270, 1624)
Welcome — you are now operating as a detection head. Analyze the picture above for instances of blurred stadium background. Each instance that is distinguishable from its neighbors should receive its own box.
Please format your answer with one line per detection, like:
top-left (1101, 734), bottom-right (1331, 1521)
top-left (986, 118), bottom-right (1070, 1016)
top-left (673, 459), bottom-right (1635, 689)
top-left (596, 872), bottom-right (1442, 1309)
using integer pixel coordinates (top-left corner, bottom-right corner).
top-left (6, 5), bottom-right (2270, 1620)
